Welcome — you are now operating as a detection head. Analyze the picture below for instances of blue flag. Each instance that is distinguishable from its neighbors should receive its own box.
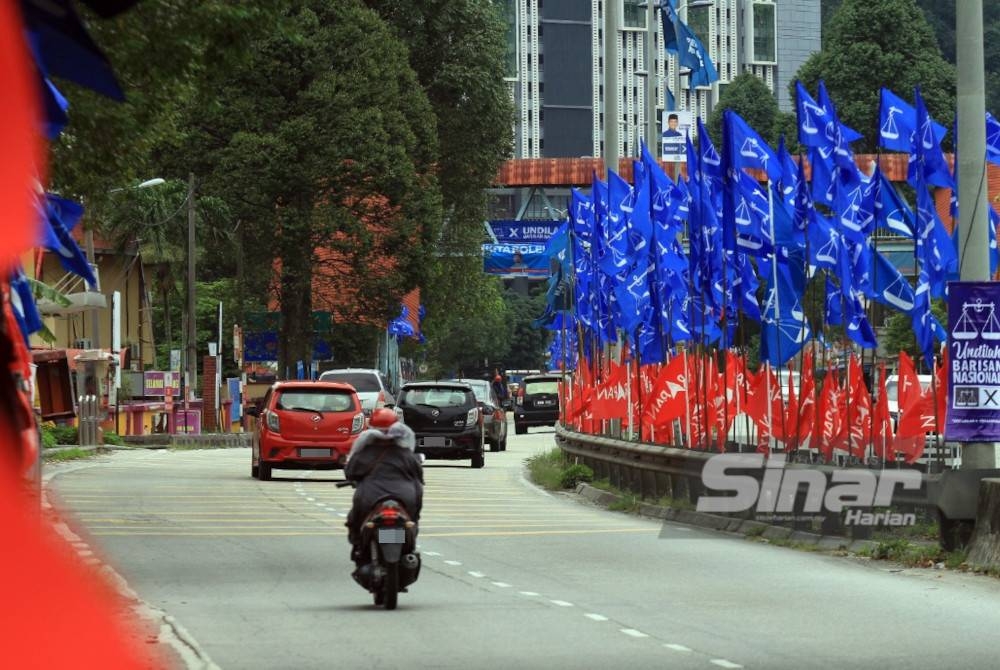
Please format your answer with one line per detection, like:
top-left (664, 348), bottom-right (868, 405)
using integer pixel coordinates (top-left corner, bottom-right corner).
top-left (759, 257), bottom-right (810, 366)
top-left (843, 289), bottom-right (878, 350)
top-left (870, 248), bottom-right (916, 313)
top-left (724, 110), bottom-right (781, 182)
top-left (9, 268), bottom-right (43, 345)
top-left (911, 270), bottom-right (945, 369)
top-left (874, 167), bottom-right (916, 238)
top-left (907, 87), bottom-right (954, 189)
top-left (795, 81), bottom-right (832, 149)
top-left (878, 87), bottom-right (947, 153)
top-left (599, 171), bottom-right (633, 277)
top-left (988, 112), bottom-right (1000, 166)
top-left (824, 275), bottom-right (843, 327)
top-left (39, 194), bottom-right (96, 287)
top-left (663, 8), bottom-right (719, 88)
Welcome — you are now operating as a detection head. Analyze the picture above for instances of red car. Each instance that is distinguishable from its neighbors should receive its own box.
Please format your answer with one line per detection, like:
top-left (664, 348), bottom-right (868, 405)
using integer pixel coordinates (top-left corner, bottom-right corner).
top-left (249, 381), bottom-right (366, 480)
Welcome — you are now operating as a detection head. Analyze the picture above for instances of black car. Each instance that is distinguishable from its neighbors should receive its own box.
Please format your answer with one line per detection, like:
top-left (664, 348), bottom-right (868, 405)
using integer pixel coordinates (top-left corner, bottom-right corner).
top-left (514, 373), bottom-right (562, 434)
top-left (397, 382), bottom-right (485, 469)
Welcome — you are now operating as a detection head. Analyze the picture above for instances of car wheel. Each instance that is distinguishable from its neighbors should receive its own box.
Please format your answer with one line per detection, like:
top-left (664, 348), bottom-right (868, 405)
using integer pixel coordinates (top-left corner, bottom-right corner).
top-left (259, 461), bottom-right (272, 481)
top-left (471, 450), bottom-right (485, 469)
top-left (251, 462), bottom-right (259, 479)
top-left (515, 423), bottom-right (526, 435)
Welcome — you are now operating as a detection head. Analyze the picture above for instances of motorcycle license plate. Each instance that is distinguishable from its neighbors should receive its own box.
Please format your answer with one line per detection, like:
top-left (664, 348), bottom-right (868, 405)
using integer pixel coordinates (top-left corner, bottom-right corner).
top-left (378, 528), bottom-right (406, 544)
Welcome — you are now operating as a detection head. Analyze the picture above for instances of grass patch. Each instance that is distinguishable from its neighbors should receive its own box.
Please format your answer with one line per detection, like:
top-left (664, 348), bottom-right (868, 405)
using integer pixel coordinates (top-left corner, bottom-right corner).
top-left (861, 539), bottom-right (968, 569)
top-left (608, 494), bottom-right (641, 513)
top-left (744, 524), bottom-right (766, 537)
top-left (525, 449), bottom-right (593, 491)
top-left (102, 431), bottom-right (126, 446)
top-left (43, 448), bottom-right (96, 462)
top-left (655, 494), bottom-right (694, 511)
top-left (767, 538), bottom-right (821, 552)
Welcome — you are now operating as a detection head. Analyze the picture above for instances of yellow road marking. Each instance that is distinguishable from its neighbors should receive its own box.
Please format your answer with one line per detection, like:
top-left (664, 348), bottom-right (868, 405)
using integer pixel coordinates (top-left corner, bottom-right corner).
top-left (88, 528), bottom-right (657, 538)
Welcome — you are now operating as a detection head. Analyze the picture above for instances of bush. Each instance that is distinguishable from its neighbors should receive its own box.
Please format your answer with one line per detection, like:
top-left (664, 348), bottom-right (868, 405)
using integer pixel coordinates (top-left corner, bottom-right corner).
top-left (102, 431), bottom-right (125, 446)
top-left (526, 449), bottom-right (567, 491)
top-left (50, 425), bottom-right (78, 445)
top-left (40, 425), bottom-right (57, 449)
top-left (559, 463), bottom-right (594, 489)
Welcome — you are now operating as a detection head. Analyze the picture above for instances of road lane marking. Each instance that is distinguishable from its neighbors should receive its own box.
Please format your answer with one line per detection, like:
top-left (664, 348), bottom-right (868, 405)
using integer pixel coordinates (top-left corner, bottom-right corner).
top-left (584, 613), bottom-right (608, 621)
top-left (422, 551), bottom-right (441, 556)
top-left (710, 661), bottom-right (742, 669)
top-left (417, 529), bottom-right (658, 538)
top-left (620, 629), bottom-right (648, 638)
top-left (491, 582), bottom-right (511, 588)
top-left (664, 644), bottom-right (692, 652)
top-left (443, 560), bottom-right (462, 566)
top-left (519, 592), bottom-right (540, 597)
top-left (549, 600), bottom-right (573, 607)
top-left (468, 571), bottom-right (485, 578)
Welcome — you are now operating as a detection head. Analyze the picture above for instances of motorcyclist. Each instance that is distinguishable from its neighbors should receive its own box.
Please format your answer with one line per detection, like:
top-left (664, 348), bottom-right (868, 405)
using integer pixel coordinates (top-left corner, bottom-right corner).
top-left (344, 408), bottom-right (423, 568)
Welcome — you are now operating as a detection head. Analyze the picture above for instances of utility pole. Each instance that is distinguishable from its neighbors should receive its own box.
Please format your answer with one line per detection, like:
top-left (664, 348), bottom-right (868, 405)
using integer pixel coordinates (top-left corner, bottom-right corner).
top-left (85, 229), bottom-right (100, 349)
top-left (604, 0), bottom-right (621, 437)
top-left (957, 0), bottom-right (998, 468)
top-left (186, 172), bottom-right (197, 400)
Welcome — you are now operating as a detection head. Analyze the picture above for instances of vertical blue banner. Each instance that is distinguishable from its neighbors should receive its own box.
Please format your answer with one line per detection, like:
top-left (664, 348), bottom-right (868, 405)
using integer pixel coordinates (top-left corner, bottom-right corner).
top-left (946, 281), bottom-right (1000, 441)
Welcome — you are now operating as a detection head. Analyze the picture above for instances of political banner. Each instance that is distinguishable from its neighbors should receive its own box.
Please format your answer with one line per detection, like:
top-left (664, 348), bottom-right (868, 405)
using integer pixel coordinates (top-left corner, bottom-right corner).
top-left (482, 243), bottom-right (551, 278)
top-left (488, 220), bottom-right (562, 243)
top-left (143, 371), bottom-right (180, 397)
top-left (662, 110), bottom-right (694, 163)
top-left (945, 281), bottom-right (1000, 441)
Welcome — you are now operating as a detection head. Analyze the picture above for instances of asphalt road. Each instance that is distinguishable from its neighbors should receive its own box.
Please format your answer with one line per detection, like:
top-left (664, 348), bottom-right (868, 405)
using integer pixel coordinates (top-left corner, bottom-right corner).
top-left (46, 424), bottom-right (1000, 670)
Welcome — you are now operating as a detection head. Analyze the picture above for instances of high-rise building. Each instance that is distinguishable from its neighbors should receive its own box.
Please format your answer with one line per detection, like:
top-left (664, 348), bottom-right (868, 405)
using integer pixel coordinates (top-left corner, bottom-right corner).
top-left (495, 0), bottom-right (820, 161)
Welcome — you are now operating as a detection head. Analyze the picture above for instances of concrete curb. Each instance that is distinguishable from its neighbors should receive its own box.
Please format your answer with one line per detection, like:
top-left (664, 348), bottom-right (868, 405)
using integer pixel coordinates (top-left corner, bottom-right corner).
top-left (574, 482), bottom-right (864, 554)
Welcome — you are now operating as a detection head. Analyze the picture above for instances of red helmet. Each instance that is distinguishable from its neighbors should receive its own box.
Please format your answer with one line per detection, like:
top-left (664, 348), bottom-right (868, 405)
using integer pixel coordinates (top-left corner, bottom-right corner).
top-left (370, 408), bottom-right (397, 430)
top-left (494, 375), bottom-right (502, 382)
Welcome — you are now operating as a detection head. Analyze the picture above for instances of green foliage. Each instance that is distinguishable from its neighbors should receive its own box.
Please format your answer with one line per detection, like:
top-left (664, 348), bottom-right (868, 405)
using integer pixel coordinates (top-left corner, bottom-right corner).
top-left (795, 0), bottom-right (955, 153)
top-left (102, 431), bottom-right (126, 446)
top-left (502, 289), bottom-right (551, 370)
top-left (559, 463), bottom-right (594, 489)
top-left (43, 425), bottom-right (79, 446)
top-left (708, 73), bottom-right (782, 147)
top-left (881, 298), bottom-right (947, 367)
top-left (526, 448), bottom-right (569, 491)
top-left (40, 426), bottom-right (57, 450)
top-left (168, 0), bottom-right (443, 373)
top-left (421, 275), bottom-right (511, 376)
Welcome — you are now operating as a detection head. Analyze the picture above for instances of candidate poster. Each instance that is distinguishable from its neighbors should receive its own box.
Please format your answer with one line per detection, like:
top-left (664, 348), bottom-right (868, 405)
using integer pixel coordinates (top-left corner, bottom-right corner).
top-left (661, 110), bottom-right (694, 163)
top-left (945, 281), bottom-right (1000, 441)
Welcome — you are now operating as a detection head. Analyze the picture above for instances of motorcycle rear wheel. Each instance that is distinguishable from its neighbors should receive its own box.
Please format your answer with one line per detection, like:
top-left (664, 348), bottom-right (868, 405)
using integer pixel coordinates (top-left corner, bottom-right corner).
top-left (383, 564), bottom-right (399, 610)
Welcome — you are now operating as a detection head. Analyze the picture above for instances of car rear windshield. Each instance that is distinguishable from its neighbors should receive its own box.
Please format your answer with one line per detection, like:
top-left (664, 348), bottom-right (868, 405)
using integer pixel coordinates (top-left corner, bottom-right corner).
top-left (524, 380), bottom-right (560, 395)
top-left (401, 388), bottom-right (474, 407)
top-left (451, 381), bottom-right (488, 402)
top-left (320, 372), bottom-right (380, 392)
top-left (276, 390), bottom-right (355, 413)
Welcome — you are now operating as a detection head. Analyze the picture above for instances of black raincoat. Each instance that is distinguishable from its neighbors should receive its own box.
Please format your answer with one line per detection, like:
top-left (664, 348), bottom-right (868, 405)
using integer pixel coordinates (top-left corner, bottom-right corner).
top-left (344, 424), bottom-right (423, 544)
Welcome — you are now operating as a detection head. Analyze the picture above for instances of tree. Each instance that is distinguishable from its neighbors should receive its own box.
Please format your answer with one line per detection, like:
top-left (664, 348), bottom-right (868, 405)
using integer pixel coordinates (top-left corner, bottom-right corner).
top-left (881, 299), bottom-right (947, 369)
top-left (364, 0), bottom-right (515, 356)
top-left (169, 1), bottom-right (443, 375)
top-left (421, 277), bottom-right (511, 377)
top-left (502, 289), bottom-right (551, 370)
top-left (708, 73), bottom-right (781, 147)
top-left (794, 0), bottom-right (955, 153)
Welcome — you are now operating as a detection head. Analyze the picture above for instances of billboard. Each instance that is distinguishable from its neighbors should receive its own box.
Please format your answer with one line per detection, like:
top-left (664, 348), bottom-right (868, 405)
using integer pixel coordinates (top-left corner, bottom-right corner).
top-left (945, 281), bottom-right (1000, 441)
top-left (661, 110), bottom-right (694, 163)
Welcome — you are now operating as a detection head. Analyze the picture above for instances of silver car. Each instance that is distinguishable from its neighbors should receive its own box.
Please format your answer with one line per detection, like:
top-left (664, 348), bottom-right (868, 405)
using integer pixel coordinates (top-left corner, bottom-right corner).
top-left (318, 368), bottom-right (395, 417)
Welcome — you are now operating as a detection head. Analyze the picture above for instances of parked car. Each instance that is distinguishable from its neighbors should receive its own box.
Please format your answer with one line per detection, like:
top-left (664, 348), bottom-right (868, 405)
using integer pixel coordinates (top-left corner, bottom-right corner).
top-left (397, 381), bottom-right (484, 468)
top-left (248, 381), bottom-right (365, 480)
top-left (449, 378), bottom-right (508, 452)
top-left (318, 368), bottom-right (394, 417)
top-left (513, 373), bottom-right (563, 435)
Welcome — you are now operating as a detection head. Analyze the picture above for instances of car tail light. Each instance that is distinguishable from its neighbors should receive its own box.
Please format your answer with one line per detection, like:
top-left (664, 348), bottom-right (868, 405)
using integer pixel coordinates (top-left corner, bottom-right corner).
top-left (516, 387), bottom-right (524, 406)
top-left (265, 410), bottom-right (280, 433)
top-left (466, 407), bottom-right (479, 427)
top-left (350, 412), bottom-right (365, 434)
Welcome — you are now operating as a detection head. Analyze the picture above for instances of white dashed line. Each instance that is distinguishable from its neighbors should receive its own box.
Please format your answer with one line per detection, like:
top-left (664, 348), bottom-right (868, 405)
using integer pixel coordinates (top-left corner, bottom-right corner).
top-left (468, 571), bottom-right (485, 578)
top-left (423, 551), bottom-right (441, 557)
top-left (664, 644), bottom-right (692, 653)
top-left (519, 591), bottom-right (540, 597)
top-left (584, 613), bottom-right (608, 622)
top-left (620, 629), bottom-right (648, 638)
top-left (314, 503), bottom-right (325, 507)
top-left (444, 560), bottom-right (462, 566)
top-left (549, 600), bottom-right (574, 607)
top-left (491, 582), bottom-right (512, 588)
top-left (710, 661), bottom-right (742, 669)
top-left (337, 513), bottom-right (347, 518)
top-left (306, 497), bottom-right (315, 502)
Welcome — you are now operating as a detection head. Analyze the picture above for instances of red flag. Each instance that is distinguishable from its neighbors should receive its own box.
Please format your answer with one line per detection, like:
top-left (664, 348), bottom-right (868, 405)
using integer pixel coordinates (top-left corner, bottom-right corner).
top-left (846, 354), bottom-right (872, 459)
top-left (645, 355), bottom-right (688, 427)
top-left (784, 364), bottom-right (800, 449)
top-left (896, 351), bottom-right (931, 463)
top-left (797, 349), bottom-right (816, 446)
top-left (747, 364), bottom-right (784, 441)
top-left (933, 350), bottom-right (948, 431)
top-left (817, 370), bottom-right (845, 462)
top-left (591, 360), bottom-right (629, 420)
top-left (873, 363), bottom-right (894, 460)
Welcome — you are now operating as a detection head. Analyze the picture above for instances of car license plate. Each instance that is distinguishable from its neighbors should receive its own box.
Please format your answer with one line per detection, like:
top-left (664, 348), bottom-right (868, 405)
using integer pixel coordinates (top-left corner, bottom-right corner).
top-left (423, 436), bottom-right (447, 447)
top-left (378, 528), bottom-right (406, 544)
top-left (299, 448), bottom-right (332, 458)
top-left (537, 400), bottom-right (554, 406)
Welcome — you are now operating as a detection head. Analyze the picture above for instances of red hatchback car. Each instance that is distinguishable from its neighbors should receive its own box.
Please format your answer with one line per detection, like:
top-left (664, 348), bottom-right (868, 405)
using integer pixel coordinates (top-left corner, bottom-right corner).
top-left (249, 381), bottom-right (365, 480)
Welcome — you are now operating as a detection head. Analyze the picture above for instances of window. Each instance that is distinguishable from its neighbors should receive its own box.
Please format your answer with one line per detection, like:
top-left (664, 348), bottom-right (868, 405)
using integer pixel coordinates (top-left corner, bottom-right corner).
top-left (687, 3), bottom-right (712, 45)
top-left (401, 388), bottom-right (474, 408)
top-left (752, 1), bottom-right (776, 63)
top-left (319, 372), bottom-right (380, 392)
top-left (276, 390), bottom-right (355, 413)
top-left (622, 0), bottom-right (646, 30)
top-left (524, 380), bottom-right (560, 395)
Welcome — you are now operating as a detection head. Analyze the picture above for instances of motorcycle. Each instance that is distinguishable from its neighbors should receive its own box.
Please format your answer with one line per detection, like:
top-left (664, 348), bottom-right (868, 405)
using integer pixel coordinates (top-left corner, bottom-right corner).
top-left (337, 480), bottom-right (421, 610)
